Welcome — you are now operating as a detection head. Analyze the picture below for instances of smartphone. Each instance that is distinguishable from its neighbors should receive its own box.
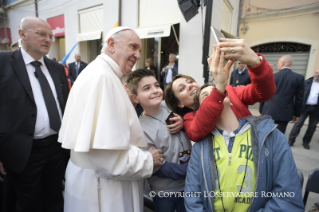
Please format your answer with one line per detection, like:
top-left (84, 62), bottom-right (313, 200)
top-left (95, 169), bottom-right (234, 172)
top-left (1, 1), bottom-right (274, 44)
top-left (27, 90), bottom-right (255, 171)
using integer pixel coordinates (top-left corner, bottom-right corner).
top-left (165, 112), bottom-right (175, 125)
top-left (211, 26), bottom-right (225, 44)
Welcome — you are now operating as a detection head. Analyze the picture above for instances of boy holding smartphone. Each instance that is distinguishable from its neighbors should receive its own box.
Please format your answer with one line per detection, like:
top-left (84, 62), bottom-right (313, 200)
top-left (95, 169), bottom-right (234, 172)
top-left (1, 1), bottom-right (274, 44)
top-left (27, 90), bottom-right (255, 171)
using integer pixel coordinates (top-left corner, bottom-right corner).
top-left (126, 69), bottom-right (191, 212)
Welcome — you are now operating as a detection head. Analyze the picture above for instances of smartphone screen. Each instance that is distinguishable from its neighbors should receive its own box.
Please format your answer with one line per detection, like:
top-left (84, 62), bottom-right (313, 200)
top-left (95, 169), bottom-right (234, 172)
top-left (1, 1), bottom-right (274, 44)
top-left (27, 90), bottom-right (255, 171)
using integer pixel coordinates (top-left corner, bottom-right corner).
top-left (211, 26), bottom-right (225, 44)
top-left (165, 112), bottom-right (175, 125)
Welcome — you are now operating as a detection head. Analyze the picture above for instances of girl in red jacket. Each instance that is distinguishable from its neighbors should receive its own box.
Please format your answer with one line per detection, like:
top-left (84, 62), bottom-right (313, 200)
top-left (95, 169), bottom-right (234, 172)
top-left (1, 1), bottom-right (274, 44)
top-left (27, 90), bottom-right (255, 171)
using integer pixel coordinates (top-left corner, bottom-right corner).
top-left (164, 39), bottom-right (276, 142)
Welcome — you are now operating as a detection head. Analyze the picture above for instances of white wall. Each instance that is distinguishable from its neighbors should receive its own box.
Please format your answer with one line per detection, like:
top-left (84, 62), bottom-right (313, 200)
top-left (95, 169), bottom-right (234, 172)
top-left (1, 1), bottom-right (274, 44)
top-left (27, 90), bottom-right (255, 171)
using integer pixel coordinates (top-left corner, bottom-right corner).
top-left (179, 10), bottom-right (205, 86)
top-left (5, 0), bottom-right (105, 64)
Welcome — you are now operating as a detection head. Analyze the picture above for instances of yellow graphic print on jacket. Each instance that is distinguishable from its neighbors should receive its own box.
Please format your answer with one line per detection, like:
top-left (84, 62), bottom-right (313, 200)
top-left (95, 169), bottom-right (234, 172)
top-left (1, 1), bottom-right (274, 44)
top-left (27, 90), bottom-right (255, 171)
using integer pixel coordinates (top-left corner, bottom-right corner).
top-left (213, 129), bottom-right (256, 212)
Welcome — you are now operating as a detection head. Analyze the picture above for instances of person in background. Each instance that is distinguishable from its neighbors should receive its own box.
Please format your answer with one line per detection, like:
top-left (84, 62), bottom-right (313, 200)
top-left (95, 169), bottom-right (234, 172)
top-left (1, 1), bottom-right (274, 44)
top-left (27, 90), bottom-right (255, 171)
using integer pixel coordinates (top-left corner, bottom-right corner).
top-left (230, 61), bottom-right (251, 87)
top-left (59, 61), bottom-right (72, 90)
top-left (259, 55), bottom-right (304, 134)
top-left (161, 53), bottom-right (178, 89)
top-left (68, 53), bottom-right (87, 84)
top-left (145, 58), bottom-right (157, 75)
top-left (288, 68), bottom-right (319, 149)
top-left (10, 41), bottom-right (19, 51)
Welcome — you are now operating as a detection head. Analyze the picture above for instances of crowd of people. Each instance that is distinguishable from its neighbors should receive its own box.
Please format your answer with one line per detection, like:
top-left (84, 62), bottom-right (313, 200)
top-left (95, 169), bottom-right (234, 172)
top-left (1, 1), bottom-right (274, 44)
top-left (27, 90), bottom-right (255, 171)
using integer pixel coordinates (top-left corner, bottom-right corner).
top-left (0, 16), bottom-right (318, 212)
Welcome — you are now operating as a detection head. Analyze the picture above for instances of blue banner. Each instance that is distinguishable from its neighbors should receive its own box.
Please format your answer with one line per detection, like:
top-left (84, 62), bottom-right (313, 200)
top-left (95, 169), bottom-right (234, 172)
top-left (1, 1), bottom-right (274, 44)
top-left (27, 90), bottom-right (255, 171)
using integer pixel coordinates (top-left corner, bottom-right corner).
top-left (61, 43), bottom-right (78, 65)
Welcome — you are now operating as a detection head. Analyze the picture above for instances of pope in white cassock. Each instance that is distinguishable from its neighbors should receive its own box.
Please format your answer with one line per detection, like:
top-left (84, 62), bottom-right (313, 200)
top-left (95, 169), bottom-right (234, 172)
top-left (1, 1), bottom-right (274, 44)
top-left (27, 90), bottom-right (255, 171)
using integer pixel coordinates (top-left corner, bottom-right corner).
top-left (58, 27), bottom-right (163, 212)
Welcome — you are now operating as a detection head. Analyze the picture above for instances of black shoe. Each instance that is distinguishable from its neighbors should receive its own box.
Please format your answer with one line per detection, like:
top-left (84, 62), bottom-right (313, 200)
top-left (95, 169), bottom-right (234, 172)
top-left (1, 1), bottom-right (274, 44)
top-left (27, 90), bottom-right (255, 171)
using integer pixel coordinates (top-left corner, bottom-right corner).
top-left (288, 141), bottom-right (294, 146)
top-left (303, 143), bottom-right (310, 149)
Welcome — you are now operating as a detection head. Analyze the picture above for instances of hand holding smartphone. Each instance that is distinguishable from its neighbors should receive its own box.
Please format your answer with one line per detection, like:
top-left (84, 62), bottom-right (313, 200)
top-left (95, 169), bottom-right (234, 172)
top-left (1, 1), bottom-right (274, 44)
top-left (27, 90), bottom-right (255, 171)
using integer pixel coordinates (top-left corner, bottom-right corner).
top-left (165, 112), bottom-right (175, 125)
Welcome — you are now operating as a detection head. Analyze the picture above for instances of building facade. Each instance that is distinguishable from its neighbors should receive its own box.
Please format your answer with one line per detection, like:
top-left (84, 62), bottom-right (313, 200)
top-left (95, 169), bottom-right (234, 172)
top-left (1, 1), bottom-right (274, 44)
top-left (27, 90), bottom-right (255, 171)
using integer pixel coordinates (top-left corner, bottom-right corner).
top-left (239, 0), bottom-right (319, 79)
top-left (1, 0), bottom-right (240, 85)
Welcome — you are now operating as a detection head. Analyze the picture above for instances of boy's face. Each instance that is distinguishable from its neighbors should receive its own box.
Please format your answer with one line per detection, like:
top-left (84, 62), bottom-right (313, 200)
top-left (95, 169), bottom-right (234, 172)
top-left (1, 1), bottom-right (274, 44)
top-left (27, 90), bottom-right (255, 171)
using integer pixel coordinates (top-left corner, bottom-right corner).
top-left (132, 76), bottom-right (163, 108)
top-left (199, 86), bottom-right (231, 106)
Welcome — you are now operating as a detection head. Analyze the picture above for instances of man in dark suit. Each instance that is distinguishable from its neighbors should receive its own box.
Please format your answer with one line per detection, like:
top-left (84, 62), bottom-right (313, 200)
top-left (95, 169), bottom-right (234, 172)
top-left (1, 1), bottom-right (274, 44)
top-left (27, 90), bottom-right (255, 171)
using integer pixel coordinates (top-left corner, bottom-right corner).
top-left (0, 17), bottom-right (69, 212)
top-left (288, 68), bottom-right (319, 149)
top-left (68, 53), bottom-right (87, 84)
top-left (260, 55), bottom-right (304, 134)
top-left (230, 61), bottom-right (251, 87)
top-left (161, 53), bottom-right (178, 89)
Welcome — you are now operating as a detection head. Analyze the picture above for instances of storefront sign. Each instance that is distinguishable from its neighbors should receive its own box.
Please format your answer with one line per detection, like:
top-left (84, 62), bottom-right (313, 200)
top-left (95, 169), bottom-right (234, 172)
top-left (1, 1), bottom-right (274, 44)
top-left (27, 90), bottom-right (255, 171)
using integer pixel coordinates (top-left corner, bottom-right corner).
top-left (47, 15), bottom-right (65, 37)
top-left (0, 28), bottom-right (12, 45)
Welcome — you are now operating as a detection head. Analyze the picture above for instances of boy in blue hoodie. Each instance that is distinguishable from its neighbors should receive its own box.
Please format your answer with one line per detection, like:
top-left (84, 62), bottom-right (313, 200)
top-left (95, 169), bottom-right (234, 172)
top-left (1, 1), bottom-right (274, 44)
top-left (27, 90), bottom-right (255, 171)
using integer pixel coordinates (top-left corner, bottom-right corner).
top-left (184, 47), bottom-right (304, 212)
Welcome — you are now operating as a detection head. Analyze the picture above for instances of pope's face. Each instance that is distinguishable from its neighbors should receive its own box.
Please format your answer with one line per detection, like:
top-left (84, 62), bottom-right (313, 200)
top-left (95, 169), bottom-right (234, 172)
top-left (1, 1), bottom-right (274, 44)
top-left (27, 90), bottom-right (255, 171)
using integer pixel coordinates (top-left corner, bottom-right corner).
top-left (113, 30), bottom-right (142, 76)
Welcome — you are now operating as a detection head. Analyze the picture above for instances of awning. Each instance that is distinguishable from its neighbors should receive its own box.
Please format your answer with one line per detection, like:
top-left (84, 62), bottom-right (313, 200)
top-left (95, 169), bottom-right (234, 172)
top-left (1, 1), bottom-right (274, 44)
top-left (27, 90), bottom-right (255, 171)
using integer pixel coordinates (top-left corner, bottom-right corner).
top-left (77, 31), bottom-right (101, 42)
top-left (77, 5), bottom-right (103, 42)
top-left (135, 24), bottom-right (177, 39)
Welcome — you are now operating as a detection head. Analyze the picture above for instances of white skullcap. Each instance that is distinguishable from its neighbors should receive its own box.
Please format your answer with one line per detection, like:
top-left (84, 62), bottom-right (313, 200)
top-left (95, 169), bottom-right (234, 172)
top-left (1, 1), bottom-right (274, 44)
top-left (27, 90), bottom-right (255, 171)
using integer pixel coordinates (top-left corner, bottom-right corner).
top-left (104, 26), bottom-right (132, 43)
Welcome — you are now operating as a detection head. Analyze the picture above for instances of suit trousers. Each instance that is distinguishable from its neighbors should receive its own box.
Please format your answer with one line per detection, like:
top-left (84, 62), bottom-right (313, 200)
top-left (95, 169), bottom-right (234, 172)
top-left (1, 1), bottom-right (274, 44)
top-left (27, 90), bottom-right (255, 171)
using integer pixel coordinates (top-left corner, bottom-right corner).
top-left (289, 105), bottom-right (319, 144)
top-left (6, 135), bottom-right (67, 212)
top-left (274, 120), bottom-right (289, 134)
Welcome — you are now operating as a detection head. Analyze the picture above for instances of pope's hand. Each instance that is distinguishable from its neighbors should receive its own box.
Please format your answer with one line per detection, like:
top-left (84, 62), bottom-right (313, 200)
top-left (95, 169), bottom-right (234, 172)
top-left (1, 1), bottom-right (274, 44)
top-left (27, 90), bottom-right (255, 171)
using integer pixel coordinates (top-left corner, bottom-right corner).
top-left (149, 149), bottom-right (163, 166)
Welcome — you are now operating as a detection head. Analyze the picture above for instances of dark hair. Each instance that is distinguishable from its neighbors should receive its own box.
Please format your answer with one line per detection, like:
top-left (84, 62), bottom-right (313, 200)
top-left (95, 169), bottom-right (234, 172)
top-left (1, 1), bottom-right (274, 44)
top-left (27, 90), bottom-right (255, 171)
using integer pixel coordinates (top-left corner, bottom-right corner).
top-left (164, 74), bottom-right (195, 117)
top-left (193, 84), bottom-right (211, 113)
top-left (126, 68), bottom-right (156, 95)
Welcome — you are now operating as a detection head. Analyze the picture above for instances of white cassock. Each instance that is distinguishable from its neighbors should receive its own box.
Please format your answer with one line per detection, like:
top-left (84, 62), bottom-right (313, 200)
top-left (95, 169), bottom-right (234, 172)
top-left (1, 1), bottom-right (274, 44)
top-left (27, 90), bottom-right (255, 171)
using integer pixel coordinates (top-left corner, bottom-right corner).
top-left (58, 53), bottom-right (153, 212)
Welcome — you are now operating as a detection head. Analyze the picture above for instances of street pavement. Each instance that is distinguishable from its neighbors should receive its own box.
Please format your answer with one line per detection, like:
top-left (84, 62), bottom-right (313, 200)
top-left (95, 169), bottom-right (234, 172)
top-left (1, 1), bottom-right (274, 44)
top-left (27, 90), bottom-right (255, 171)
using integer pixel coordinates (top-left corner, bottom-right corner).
top-left (144, 108), bottom-right (319, 212)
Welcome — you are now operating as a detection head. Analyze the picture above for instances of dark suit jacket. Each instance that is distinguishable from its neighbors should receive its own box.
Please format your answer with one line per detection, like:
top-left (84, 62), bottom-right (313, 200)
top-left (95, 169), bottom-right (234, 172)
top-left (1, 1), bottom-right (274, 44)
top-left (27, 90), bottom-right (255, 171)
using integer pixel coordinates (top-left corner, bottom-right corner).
top-left (0, 49), bottom-right (69, 173)
top-left (68, 61), bottom-right (87, 83)
top-left (259, 68), bottom-right (304, 122)
top-left (303, 77), bottom-right (319, 117)
top-left (161, 63), bottom-right (178, 87)
top-left (230, 68), bottom-right (251, 87)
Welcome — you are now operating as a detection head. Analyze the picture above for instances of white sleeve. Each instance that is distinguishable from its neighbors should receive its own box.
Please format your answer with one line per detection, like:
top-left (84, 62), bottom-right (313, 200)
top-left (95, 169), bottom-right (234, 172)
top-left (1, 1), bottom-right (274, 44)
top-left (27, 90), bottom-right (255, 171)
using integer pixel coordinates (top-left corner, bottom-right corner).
top-left (88, 146), bottom-right (153, 181)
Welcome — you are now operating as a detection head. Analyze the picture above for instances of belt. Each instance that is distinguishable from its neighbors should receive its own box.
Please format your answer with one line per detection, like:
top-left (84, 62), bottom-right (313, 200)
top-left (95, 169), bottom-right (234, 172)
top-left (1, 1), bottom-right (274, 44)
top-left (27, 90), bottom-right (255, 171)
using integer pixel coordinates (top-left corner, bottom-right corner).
top-left (33, 134), bottom-right (58, 146)
top-left (70, 150), bottom-right (94, 169)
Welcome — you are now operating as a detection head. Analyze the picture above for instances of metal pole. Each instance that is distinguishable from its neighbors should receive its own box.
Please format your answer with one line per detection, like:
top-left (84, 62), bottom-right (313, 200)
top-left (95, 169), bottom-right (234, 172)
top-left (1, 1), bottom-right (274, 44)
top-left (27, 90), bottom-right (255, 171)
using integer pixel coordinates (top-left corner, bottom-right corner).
top-left (35, 0), bottom-right (38, 17)
top-left (118, 0), bottom-right (122, 26)
top-left (202, 0), bottom-right (213, 83)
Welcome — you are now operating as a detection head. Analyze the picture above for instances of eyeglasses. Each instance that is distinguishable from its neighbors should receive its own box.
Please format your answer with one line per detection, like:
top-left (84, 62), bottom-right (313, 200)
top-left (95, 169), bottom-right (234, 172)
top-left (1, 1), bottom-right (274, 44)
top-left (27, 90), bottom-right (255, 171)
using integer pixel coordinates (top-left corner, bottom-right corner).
top-left (23, 29), bottom-right (55, 42)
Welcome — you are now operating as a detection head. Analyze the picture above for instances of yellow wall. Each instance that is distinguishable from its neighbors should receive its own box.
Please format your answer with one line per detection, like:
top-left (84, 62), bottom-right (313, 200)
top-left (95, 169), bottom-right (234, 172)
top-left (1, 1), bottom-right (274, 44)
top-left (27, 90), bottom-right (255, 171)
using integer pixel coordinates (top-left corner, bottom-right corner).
top-left (239, 1), bottom-right (319, 78)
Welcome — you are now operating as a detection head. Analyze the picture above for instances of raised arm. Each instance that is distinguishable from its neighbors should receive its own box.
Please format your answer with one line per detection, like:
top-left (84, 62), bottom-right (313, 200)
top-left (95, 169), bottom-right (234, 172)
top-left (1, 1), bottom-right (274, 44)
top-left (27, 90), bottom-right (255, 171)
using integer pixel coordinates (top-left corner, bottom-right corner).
top-left (218, 38), bottom-right (276, 105)
top-left (184, 46), bottom-right (231, 142)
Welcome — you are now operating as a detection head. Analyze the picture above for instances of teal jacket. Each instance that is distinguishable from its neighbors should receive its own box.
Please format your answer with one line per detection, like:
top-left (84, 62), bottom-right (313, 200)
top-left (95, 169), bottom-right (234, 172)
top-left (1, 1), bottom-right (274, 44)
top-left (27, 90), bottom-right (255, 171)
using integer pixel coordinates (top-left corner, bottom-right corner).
top-left (184, 116), bottom-right (304, 212)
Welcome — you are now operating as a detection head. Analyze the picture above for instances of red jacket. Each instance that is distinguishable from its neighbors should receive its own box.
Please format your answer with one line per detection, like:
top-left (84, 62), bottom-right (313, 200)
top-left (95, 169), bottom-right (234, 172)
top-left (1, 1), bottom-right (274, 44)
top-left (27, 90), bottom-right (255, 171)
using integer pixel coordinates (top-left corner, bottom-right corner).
top-left (184, 53), bottom-right (276, 142)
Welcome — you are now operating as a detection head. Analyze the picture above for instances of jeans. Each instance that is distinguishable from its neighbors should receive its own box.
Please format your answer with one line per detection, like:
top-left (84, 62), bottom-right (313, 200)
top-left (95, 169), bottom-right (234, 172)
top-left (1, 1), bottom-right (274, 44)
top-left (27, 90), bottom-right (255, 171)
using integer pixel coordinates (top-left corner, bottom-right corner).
top-left (289, 105), bottom-right (319, 144)
top-left (153, 191), bottom-right (186, 212)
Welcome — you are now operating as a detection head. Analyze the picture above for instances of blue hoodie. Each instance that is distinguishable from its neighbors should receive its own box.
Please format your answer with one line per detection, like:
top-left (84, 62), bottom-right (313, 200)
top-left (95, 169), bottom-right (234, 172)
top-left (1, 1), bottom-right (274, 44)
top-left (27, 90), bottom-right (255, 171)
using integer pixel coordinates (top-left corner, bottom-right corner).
top-left (184, 116), bottom-right (304, 212)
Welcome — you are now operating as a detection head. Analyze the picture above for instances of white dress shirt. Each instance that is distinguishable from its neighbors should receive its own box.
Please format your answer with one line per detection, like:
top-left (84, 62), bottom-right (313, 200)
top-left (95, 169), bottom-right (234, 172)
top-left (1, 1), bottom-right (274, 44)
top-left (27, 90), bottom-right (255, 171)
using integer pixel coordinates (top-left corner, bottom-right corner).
top-left (21, 47), bottom-right (62, 139)
top-left (166, 63), bottom-right (174, 83)
top-left (306, 80), bottom-right (319, 105)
